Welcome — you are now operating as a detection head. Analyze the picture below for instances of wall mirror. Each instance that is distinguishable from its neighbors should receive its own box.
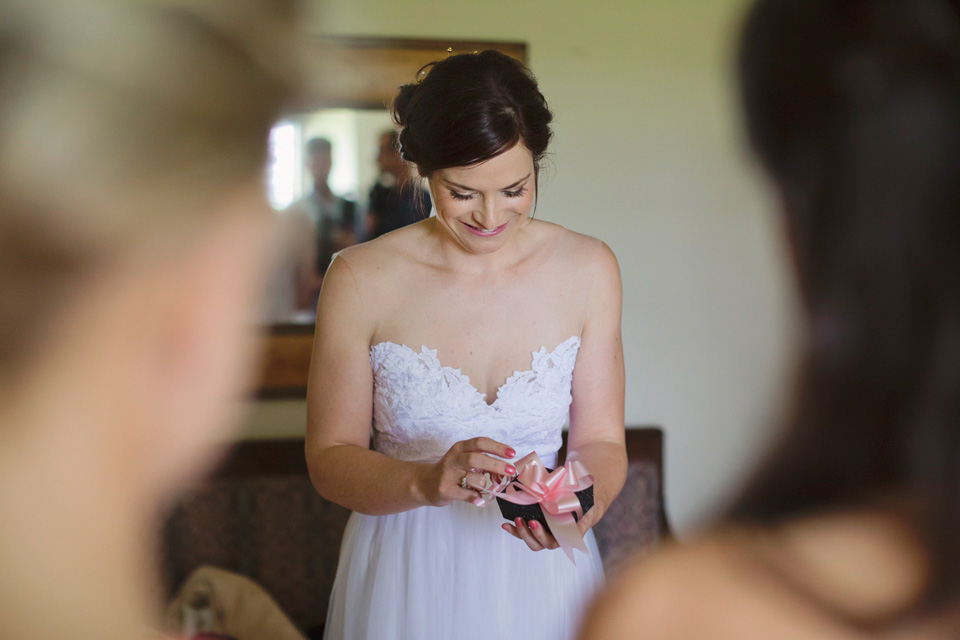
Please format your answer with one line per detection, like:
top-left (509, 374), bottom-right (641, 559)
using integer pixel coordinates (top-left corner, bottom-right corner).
top-left (257, 36), bottom-right (527, 397)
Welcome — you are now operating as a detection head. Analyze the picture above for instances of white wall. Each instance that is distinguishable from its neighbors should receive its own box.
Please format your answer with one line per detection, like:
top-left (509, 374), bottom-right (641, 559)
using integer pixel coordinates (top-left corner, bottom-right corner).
top-left (244, 0), bottom-right (800, 533)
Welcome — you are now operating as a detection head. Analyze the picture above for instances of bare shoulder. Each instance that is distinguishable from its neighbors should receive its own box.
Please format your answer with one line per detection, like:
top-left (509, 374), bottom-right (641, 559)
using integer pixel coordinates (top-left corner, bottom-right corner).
top-left (579, 532), bottom-right (860, 640)
top-left (537, 222), bottom-right (620, 284)
top-left (580, 539), bottom-right (736, 640)
top-left (318, 223), bottom-right (431, 334)
top-left (330, 220), bottom-right (432, 286)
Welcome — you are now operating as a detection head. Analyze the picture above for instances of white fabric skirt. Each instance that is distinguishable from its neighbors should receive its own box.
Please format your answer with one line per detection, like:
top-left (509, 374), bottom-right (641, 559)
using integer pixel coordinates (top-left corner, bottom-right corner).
top-left (323, 495), bottom-right (604, 640)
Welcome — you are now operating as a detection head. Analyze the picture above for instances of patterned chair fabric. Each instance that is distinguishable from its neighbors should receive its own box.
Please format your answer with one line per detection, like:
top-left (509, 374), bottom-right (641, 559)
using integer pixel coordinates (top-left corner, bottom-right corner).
top-left (162, 430), bottom-right (666, 635)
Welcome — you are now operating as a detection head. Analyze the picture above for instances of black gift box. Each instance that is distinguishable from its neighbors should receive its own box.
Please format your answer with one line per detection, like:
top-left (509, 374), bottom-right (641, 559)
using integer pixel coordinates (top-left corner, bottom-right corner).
top-left (496, 477), bottom-right (593, 536)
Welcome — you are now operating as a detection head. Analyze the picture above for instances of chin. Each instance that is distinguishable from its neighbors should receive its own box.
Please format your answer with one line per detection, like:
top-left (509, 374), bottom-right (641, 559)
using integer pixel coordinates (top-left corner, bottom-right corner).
top-left (466, 243), bottom-right (505, 255)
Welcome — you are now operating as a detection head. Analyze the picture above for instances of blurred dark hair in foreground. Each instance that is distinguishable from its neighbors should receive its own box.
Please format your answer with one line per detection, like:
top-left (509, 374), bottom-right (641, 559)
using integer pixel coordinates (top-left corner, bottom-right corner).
top-left (731, 0), bottom-right (960, 613)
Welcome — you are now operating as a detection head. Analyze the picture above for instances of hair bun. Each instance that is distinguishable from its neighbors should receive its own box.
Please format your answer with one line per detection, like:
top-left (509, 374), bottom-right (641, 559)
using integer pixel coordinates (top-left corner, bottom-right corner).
top-left (389, 50), bottom-right (552, 177)
top-left (391, 82), bottom-right (422, 163)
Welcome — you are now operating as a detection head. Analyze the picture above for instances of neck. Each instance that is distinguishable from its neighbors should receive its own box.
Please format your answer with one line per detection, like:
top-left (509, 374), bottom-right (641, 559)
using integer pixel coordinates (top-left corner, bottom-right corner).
top-left (0, 387), bottom-right (159, 639)
top-left (314, 182), bottom-right (332, 199)
top-left (426, 216), bottom-right (535, 277)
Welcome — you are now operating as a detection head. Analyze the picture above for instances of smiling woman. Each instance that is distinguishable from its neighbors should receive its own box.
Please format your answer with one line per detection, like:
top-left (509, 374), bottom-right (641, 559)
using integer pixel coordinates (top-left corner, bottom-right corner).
top-left (430, 144), bottom-right (536, 247)
top-left (390, 51), bottom-right (550, 255)
top-left (254, 39), bottom-right (531, 397)
top-left (305, 50), bottom-right (626, 640)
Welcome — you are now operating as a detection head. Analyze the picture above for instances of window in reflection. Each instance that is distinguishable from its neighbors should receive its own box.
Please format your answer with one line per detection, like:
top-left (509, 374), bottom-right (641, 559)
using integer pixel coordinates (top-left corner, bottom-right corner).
top-left (268, 109), bottom-right (395, 211)
top-left (266, 121), bottom-right (301, 210)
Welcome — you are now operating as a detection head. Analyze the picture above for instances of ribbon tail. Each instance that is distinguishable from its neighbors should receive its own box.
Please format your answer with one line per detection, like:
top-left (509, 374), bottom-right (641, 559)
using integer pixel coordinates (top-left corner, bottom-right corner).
top-left (543, 511), bottom-right (590, 565)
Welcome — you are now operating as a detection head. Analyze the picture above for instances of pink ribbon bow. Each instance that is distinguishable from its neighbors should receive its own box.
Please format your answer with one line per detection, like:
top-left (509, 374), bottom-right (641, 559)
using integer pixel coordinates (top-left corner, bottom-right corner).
top-left (476, 452), bottom-right (594, 564)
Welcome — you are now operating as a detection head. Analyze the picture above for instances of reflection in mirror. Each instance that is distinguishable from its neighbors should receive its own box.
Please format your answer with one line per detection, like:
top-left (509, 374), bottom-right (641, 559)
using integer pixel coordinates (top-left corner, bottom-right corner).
top-left (262, 109), bottom-right (431, 324)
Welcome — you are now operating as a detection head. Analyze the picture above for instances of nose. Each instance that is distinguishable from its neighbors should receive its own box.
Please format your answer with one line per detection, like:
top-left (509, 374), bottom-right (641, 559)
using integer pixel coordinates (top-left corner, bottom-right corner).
top-left (473, 198), bottom-right (498, 229)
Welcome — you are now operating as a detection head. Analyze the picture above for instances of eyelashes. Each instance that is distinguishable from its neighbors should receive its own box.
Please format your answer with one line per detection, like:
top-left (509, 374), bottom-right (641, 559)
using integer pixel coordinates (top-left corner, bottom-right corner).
top-left (449, 186), bottom-right (528, 201)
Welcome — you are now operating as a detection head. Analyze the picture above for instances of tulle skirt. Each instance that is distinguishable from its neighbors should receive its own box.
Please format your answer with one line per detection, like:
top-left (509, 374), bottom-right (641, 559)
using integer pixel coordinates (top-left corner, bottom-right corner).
top-left (323, 495), bottom-right (604, 639)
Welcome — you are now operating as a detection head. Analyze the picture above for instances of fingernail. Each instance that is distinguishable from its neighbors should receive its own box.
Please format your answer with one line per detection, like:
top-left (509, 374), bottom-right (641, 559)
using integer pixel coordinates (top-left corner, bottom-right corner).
top-left (506, 448), bottom-right (516, 458)
top-left (515, 517), bottom-right (523, 527)
top-left (501, 524), bottom-right (510, 531)
top-left (505, 465), bottom-right (517, 475)
top-left (530, 520), bottom-right (539, 530)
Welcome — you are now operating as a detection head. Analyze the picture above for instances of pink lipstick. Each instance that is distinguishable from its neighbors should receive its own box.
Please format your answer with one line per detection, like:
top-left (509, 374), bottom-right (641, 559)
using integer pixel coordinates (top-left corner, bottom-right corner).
top-left (463, 221), bottom-right (508, 237)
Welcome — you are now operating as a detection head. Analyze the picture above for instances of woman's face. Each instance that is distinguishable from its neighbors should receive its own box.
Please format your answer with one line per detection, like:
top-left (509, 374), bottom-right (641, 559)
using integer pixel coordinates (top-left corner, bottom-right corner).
top-left (429, 143), bottom-right (536, 254)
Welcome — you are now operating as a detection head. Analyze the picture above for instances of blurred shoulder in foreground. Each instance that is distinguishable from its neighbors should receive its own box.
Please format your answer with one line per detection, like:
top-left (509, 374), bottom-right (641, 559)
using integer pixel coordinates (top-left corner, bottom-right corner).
top-left (581, 512), bottom-right (943, 639)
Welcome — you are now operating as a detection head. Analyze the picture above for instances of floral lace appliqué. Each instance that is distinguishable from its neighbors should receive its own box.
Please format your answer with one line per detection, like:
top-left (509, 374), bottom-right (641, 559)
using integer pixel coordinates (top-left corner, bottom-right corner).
top-left (369, 336), bottom-right (580, 462)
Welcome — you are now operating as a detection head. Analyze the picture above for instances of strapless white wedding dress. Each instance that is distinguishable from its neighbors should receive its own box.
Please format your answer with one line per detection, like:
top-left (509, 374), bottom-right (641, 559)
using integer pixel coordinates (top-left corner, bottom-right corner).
top-left (322, 335), bottom-right (604, 640)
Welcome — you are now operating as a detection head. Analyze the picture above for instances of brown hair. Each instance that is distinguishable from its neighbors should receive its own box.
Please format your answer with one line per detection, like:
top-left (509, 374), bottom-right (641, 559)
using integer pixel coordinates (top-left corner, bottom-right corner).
top-left (731, 0), bottom-right (960, 614)
top-left (391, 50), bottom-right (553, 178)
top-left (0, 0), bottom-right (298, 373)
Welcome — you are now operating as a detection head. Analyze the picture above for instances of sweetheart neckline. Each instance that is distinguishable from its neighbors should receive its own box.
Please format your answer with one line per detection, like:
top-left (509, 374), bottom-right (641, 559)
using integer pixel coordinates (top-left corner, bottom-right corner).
top-left (369, 335), bottom-right (581, 409)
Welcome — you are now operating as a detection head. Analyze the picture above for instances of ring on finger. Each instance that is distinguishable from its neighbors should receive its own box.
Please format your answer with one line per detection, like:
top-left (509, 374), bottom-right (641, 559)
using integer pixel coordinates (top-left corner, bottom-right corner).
top-left (460, 475), bottom-right (469, 490)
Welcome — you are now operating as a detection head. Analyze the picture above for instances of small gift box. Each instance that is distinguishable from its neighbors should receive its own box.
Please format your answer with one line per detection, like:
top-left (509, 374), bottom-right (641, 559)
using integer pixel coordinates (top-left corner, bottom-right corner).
top-left (496, 479), bottom-right (593, 535)
top-left (475, 452), bottom-right (595, 563)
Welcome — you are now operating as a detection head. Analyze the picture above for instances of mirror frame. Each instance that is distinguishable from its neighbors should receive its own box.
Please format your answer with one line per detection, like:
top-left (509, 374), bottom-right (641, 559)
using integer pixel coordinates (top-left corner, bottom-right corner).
top-left (258, 36), bottom-right (527, 399)
top-left (298, 35), bottom-right (527, 110)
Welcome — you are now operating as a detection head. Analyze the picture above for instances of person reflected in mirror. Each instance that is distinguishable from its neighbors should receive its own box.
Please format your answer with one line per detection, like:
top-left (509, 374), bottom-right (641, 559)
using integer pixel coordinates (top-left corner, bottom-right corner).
top-left (0, 2), bottom-right (297, 639)
top-left (264, 202), bottom-right (317, 322)
top-left (307, 51), bottom-right (626, 640)
top-left (365, 130), bottom-right (432, 239)
top-left (290, 137), bottom-right (358, 294)
top-left (580, 1), bottom-right (960, 638)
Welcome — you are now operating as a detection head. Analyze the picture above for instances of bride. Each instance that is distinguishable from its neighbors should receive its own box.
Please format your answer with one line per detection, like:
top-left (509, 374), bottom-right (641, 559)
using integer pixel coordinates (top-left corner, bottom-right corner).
top-left (306, 50), bottom-right (626, 640)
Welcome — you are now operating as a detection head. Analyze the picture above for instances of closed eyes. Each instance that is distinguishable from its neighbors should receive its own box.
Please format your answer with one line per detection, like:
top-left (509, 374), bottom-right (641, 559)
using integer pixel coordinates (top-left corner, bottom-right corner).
top-left (449, 186), bottom-right (528, 201)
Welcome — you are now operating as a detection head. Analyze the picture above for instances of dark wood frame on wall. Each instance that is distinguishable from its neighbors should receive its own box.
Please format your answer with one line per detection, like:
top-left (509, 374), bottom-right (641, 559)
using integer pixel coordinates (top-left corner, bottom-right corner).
top-left (298, 35), bottom-right (527, 110)
top-left (257, 36), bottom-right (527, 399)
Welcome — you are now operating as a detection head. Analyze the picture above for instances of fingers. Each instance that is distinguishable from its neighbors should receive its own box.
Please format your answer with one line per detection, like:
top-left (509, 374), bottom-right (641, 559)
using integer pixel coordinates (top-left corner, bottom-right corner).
top-left (460, 437), bottom-right (516, 460)
top-left (434, 478), bottom-right (479, 505)
top-left (525, 518), bottom-right (559, 549)
top-left (501, 518), bottom-right (559, 552)
top-left (462, 469), bottom-right (488, 491)
top-left (461, 452), bottom-right (516, 478)
top-left (453, 487), bottom-right (481, 503)
top-left (502, 522), bottom-right (520, 541)
top-left (437, 438), bottom-right (517, 506)
top-left (448, 469), bottom-right (494, 505)
top-left (576, 508), bottom-right (598, 536)
top-left (514, 518), bottom-right (544, 551)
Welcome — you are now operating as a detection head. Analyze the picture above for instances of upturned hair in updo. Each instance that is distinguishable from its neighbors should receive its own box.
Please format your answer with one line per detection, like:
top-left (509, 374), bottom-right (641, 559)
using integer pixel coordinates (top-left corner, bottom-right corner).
top-left (391, 50), bottom-right (553, 178)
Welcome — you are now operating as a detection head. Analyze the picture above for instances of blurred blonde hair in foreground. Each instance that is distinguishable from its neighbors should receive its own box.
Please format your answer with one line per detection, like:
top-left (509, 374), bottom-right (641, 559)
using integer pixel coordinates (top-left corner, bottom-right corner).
top-left (0, 1), bottom-right (298, 639)
top-left (0, 0), bottom-right (296, 371)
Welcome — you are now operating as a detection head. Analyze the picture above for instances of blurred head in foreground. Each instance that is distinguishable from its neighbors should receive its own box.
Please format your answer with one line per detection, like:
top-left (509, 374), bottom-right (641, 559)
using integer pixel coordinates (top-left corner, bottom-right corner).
top-left (0, 1), bottom-right (297, 638)
top-left (582, 0), bottom-right (960, 637)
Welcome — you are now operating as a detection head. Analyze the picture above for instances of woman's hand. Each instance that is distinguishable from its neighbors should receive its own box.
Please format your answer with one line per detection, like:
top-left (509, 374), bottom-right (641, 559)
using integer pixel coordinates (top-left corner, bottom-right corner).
top-left (502, 498), bottom-right (604, 552)
top-left (414, 437), bottom-right (517, 507)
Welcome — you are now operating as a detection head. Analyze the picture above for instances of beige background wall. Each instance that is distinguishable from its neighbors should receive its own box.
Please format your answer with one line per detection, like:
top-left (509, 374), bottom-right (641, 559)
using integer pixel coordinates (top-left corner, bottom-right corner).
top-left (244, 0), bottom-right (799, 533)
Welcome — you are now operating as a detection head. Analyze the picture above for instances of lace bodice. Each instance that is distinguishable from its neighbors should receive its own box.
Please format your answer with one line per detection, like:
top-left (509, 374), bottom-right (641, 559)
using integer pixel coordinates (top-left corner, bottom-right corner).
top-left (369, 336), bottom-right (580, 462)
